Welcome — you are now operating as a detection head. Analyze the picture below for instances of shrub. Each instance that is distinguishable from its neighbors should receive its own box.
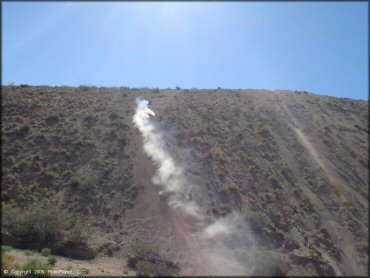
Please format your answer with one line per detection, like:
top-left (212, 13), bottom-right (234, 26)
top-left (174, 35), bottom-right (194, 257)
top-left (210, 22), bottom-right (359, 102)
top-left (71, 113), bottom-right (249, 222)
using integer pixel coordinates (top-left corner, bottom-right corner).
top-left (245, 212), bottom-right (269, 230)
top-left (8, 203), bottom-right (64, 242)
top-left (67, 213), bottom-right (94, 246)
top-left (24, 250), bottom-right (35, 256)
top-left (80, 268), bottom-right (89, 274)
top-left (127, 237), bottom-right (179, 276)
top-left (126, 184), bottom-right (142, 201)
top-left (319, 227), bottom-right (329, 237)
top-left (69, 174), bottom-right (100, 193)
top-left (2, 201), bottom-right (94, 246)
top-left (42, 170), bottom-right (56, 180)
top-left (227, 183), bottom-right (241, 195)
top-left (281, 165), bottom-right (293, 183)
top-left (22, 258), bottom-right (51, 275)
top-left (322, 138), bottom-right (331, 146)
top-left (252, 249), bottom-right (289, 276)
top-left (258, 127), bottom-right (272, 139)
top-left (212, 203), bottom-right (232, 216)
top-left (268, 175), bottom-right (282, 190)
top-left (19, 125), bottom-right (30, 134)
top-left (2, 204), bottom-right (21, 227)
top-left (79, 174), bottom-right (99, 192)
top-left (268, 175), bottom-right (278, 183)
top-left (47, 256), bottom-right (57, 266)
top-left (77, 85), bottom-right (89, 91)
top-left (2, 246), bottom-right (12, 253)
top-left (358, 156), bottom-right (368, 168)
top-left (219, 183), bottom-right (241, 198)
top-left (41, 248), bottom-right (51, 257)
top-left (355, 241), bottom-right (369, 255)
top-left (109, 112), bottom-right (119, 120)
top-left (236, 132), bottom-right (244, 141)
top-left (1, 252), bottom-right (17, 272)
top-left (136, 260), bottom-right (157, 276)
top-left (248, 165), bottom-right (256, 173)
top-left (68, 176), bottom-right (82, 187)
top-left (46, 114), bottom-right (59, 125)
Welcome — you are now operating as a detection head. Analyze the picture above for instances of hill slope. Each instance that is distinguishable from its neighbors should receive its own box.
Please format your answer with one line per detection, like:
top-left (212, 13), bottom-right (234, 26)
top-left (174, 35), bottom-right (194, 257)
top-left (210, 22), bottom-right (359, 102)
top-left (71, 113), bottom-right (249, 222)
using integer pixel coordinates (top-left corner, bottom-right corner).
top-left (1, 86), bottom-right (368, 276)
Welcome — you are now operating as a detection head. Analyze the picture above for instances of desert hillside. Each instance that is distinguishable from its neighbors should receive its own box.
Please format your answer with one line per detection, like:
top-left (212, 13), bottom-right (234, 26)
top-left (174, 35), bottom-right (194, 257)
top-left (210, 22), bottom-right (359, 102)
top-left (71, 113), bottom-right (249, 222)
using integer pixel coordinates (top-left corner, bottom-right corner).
top-left (1, 85), bottom-right (368, 276)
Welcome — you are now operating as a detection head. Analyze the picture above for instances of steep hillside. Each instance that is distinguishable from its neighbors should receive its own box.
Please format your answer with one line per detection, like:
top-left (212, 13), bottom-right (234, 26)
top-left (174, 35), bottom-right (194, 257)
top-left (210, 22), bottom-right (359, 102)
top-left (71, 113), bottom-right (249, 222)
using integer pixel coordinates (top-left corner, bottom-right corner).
top-left (1, 85), bottom-right (368, 276)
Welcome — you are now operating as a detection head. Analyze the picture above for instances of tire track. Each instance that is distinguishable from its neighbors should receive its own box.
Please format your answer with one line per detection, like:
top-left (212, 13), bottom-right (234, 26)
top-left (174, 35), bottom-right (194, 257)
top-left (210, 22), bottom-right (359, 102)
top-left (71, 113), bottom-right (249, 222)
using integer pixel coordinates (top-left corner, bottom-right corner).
top-left (278, 98), bottom-right (366, 275)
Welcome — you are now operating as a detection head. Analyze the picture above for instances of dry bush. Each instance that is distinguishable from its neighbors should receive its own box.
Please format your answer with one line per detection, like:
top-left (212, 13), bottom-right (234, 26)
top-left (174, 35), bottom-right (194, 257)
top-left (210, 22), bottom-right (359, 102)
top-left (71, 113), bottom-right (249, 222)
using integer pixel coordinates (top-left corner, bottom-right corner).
top-left (2, 201), bottom-right (94, 246)
top-left (127, 237), bottom-right (179, 276)
top-left (252, 249), bottom-right (289, 276)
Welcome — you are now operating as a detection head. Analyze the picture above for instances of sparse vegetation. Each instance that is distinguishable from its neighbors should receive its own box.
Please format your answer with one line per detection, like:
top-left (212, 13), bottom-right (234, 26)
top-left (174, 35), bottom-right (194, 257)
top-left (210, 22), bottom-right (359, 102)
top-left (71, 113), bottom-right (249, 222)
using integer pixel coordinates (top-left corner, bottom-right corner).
top-left (2, 201), bottom-right (94, 247)
top-left (41, 248), bottom-right (51, 257)
top-left (212, 203), bottom-right (232, 216)
top-left (47, 256), bottom-right (57, 266)
top-left (258, 127), bottom-right (272, 139)
top-left (46, 114), bottom-right (59, 125)
top-left (80, 268), bottom-right (90, 274)
top-left (19, 124), bottom-right (31, 134)
top-left (1, 252), bottom-right (18, 272)
top-left (24, 250), bottom-right (35, 256)
top-left (2, 85), bottom-right (368, 276)
top-left (77, 85), bottom-right (90, 91)
top-left (355, 241), bottom-right (368, 255)
top-left (245, 212), bottom-right (269, 230)
top-left (219, 183), bottom-right (241, 197)
top-left (127, 237), bottom-right (179, 276)
top-left (68, 176), bottom-right (82, 187)
top-left (22, 258), bottom-right (52, 276)
top-left (252, 249), bottom-right (289, 276)
top-left (268, 175), bottom-right (278, 183)
top-left (358, 156), bottom-right (368, 168)
top-left (2, 246), bottom-right (12, 253)
top-left (79, 174), bottom-right (100, 192)
top-left (109, 112), bottom-right (119, 120)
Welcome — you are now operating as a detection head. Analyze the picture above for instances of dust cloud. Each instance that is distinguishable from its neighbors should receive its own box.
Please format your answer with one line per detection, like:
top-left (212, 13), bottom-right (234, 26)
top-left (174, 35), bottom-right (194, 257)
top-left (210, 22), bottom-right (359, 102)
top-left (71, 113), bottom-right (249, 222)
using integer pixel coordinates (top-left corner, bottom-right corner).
top-left (133, 97), bottom-right (202, 218)
top-left (133, 97), bottom-right (252, 274)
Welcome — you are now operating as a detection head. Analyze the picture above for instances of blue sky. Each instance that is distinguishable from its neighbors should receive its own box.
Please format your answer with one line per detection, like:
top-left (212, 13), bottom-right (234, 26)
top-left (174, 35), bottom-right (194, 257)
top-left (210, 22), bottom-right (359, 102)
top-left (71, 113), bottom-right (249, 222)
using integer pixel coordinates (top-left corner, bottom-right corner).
top-left (2, 2), bottom-right (368, 99)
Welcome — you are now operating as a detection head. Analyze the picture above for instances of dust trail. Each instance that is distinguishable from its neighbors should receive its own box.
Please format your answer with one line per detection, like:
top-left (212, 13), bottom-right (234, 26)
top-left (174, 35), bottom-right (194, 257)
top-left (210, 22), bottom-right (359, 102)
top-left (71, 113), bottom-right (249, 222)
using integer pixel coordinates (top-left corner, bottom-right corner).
top-left (133, 97), bottom-right (202, 218)
top-left (133, 97), bottom-right (250, 274)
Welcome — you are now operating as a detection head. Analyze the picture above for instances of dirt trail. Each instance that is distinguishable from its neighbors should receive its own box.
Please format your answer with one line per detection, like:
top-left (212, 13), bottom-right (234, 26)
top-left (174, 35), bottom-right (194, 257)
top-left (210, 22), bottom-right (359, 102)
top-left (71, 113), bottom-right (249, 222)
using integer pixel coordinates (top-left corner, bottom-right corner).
top-left (123, 104), bottom-right (248, 275)
top-left (122, 129), bottom-right (207, 274)
top-left (293, 127), bottom-right (367, 208)
top-left (277, 99), bottom-right (366, 275)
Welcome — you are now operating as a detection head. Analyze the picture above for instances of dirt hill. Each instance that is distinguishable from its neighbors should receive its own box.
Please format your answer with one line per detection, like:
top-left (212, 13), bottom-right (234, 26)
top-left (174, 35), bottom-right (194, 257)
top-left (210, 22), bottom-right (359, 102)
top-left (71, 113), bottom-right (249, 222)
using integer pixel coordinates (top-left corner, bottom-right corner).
top-left (1, 85), bottom-right (368, 276)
